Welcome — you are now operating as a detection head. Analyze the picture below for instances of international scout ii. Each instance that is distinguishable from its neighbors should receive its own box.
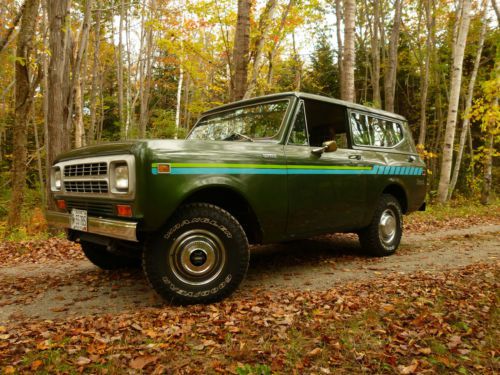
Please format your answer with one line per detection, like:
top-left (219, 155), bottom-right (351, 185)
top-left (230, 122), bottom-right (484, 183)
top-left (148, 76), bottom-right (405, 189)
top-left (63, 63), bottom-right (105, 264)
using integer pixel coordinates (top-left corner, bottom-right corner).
top-left (47, 92), bottom-right (426, 304)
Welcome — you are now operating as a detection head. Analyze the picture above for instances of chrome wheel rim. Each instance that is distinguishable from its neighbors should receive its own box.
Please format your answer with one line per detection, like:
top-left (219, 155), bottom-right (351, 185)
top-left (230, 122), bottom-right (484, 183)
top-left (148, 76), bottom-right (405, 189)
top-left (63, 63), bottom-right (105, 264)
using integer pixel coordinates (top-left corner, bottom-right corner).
top-left (169, 229), bottom-right (226, 286)
top-left (378, 209), bottom-right (397, 245)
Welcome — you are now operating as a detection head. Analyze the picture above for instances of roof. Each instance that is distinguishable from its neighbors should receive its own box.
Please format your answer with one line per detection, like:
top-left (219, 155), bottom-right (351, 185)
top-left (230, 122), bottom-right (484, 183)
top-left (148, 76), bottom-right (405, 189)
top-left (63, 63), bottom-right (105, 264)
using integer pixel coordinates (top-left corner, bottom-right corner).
top-left (202, 92), bottom-right (407, 121)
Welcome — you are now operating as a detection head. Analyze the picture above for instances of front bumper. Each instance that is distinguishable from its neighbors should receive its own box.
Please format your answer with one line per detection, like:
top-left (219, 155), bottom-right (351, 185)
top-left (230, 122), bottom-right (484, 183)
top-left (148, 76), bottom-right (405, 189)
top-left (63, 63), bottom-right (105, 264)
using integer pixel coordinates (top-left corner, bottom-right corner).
top-left (46, 210), bottom-right (138, 242)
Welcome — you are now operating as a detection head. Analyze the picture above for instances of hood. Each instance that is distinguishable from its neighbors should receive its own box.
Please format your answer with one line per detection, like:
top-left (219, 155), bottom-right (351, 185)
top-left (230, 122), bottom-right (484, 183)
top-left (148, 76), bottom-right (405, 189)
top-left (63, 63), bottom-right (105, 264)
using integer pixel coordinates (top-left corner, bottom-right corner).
top-left (54, 141), bottom-right (147, 162)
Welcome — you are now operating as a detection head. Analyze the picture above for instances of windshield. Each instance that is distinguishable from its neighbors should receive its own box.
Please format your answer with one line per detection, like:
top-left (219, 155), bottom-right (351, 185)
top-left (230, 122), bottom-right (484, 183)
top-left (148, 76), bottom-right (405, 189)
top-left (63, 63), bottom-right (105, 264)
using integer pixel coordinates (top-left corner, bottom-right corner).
top-left (188, 100), bottom-right (289, 142)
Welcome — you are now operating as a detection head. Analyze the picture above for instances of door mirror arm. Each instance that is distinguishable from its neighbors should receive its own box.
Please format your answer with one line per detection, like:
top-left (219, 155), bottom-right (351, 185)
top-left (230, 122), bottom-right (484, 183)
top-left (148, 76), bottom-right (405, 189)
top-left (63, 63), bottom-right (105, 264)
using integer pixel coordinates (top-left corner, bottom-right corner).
top-left (311, 140), bottom-right (338, 156)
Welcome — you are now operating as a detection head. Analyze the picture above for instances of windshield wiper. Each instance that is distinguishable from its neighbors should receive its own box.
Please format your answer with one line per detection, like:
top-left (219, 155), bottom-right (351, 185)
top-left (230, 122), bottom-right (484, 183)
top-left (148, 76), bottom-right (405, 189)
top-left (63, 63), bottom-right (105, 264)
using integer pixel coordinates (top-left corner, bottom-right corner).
top-left (222, 132), bottom-right (254, 142)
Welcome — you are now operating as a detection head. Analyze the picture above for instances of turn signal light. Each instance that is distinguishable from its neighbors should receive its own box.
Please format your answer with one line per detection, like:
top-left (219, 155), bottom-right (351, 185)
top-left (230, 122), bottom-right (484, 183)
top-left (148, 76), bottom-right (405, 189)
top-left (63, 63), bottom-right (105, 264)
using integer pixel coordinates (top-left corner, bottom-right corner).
top-left (116, 204), bottom-right (133, 217)
top-left (56, 199), bottom-right (66, 210)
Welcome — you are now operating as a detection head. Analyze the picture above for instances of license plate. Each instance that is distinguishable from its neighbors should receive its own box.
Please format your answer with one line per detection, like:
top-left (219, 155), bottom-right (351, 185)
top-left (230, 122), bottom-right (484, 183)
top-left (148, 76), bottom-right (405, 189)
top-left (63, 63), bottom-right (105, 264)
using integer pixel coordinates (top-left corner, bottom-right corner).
top-left (70, 209), bottom-right (88, 231)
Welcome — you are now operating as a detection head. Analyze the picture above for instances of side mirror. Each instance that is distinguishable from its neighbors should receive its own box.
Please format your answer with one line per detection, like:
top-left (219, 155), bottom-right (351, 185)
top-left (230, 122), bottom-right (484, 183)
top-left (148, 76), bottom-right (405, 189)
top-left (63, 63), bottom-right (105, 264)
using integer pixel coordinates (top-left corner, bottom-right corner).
top-left (311, 140), bottom-right (338, 155)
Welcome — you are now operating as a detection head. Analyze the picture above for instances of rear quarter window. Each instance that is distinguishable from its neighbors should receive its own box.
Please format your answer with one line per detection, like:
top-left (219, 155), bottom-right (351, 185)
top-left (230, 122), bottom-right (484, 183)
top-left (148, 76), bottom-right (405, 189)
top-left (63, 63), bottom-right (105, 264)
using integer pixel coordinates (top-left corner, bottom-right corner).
top-left (350, 112), bottom-right (404, 148)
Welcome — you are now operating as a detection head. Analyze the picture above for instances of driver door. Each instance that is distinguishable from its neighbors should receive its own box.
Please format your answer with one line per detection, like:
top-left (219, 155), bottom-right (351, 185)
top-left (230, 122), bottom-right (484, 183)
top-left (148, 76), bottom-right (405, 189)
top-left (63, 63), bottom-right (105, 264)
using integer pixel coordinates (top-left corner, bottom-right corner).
top-left (285, 100), bottom-right (368, 236)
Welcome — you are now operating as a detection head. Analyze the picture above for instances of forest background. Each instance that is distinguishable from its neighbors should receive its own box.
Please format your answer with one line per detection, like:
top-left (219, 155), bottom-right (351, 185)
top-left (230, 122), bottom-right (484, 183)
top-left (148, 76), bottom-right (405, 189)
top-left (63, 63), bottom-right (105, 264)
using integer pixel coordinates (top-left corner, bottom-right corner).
top-left (0, 0), bottom-right (498, 237)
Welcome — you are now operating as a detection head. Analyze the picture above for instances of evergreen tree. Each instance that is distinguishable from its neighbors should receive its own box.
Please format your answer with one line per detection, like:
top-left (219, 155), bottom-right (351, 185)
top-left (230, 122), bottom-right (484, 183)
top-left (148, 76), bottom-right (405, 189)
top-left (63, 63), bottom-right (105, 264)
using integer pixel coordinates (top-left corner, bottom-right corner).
top-left (303, 34), bottom-right (340, 98)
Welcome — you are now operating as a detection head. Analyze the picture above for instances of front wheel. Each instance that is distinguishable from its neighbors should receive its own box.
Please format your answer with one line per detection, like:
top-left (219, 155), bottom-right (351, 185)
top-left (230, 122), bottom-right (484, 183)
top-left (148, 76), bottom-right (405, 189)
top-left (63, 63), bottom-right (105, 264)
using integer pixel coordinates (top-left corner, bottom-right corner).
top-left (358, 194), bottom-right (403, 257)
top-left (143, 203), bottom-right (249, 304)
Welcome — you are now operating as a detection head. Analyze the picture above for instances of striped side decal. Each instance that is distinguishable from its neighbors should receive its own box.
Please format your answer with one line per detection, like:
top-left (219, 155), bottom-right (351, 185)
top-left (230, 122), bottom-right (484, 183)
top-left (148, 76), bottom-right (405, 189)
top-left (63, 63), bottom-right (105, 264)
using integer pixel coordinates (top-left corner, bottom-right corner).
top-left (155, 163), bottom-right (424, 176)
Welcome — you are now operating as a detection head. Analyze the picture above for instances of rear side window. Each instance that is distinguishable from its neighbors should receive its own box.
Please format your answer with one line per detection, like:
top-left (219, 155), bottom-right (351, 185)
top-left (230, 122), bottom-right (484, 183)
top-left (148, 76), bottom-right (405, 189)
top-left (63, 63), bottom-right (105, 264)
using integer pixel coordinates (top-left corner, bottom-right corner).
top-left (350, 112), bottom-right (404, 148)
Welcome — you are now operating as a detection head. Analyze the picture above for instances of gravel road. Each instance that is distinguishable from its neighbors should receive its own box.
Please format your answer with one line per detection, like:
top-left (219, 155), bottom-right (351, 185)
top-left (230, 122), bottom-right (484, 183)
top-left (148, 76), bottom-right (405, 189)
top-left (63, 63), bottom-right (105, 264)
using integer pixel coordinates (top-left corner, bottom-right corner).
top-left (1, 223), bottom-right (498, 323)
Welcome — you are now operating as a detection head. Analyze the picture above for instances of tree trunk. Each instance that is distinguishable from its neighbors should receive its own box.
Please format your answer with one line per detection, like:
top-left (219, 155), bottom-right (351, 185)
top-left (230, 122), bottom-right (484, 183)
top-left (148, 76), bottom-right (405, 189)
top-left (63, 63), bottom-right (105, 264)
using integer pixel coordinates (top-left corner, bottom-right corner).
top-left (491, 0), bottom-right (499, 22)
top-left (370, 0), bottom-right (381, 107)
top-left (72, 0), bottom-right (92, 148)
top-left (335, 0), bottom-right (343, 96)
top-left (448, 1), bottom-right (487, 199)
top-left (341, 0), bottom-right (356, 102)
top-left (480, 124), bottom-right (495, 204)
top-left (231, 0), bottom-right (251, 101)
top-left (437, 0), bottom-right (472, 203)
top-left (46, 0), bottom-right (70, 211)
top-left (0, 0), bottom-right (27, 55)
top-left (7, 0), bottom-right (40, 229)
top-left (74, 78), bottom-right (85, 148)
top-left (266, 0), bottom-right (294, 86)
top-left (175, 66), bottom-right (184, 138)
top-left (139, 0), bottom-right (155, 138)
top-left (384, 0), bottom-right (402, 112)
top-left (244, 0), bottom-right (278, 99)
top-left (417, 0), bottom-right (434, 146)
top-left (88, 7), bottom-right (101, 144)
top-left (117, 0), bottom-right (125, 130)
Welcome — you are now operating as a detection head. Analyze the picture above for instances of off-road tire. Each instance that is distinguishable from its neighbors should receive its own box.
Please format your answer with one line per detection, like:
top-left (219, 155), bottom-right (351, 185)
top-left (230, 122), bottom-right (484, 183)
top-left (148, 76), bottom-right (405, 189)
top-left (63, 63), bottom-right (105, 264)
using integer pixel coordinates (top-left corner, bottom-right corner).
top-left (143, 203), bottom-right (249, 305)
top-left (81, 241), bottom-right (140, 270)
top-left (358, 194), bottom-right (403, 257)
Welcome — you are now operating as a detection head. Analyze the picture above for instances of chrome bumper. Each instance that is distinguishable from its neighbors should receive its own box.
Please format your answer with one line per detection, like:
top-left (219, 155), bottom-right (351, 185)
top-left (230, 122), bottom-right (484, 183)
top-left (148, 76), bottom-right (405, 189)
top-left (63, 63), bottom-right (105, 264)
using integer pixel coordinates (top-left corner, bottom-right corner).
top-left (46, 210), bottom-right (138, 242)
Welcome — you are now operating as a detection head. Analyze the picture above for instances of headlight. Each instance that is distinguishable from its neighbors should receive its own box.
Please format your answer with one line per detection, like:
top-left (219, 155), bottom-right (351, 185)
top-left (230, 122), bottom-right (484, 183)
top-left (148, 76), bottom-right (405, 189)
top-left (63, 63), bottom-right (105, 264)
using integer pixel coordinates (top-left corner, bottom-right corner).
top-left (114, 164), bottom-right (129, 191)
top-left (52, 168), bottom-right (61, 191)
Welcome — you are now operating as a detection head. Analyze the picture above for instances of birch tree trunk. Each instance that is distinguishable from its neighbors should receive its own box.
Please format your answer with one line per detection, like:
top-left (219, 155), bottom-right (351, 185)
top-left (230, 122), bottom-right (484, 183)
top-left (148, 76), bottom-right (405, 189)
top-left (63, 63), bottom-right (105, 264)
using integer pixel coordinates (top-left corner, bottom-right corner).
top-left (231, 0), bottom-right (251, 101)
top-left (266, 0), bottom-right (294, 86)
top-left (175, 66), bottom-right (184, 138)
top-left (117, 0), bottom-right (125, 130)
top-left (480, 111), bottom-right (495, 205)
top-left (417, 0), bottom-right (434, 146)
top-left (437, 0), bottom-right (472, 203)
top-left (384, 0), bottom-right (402, 112)
top-left (335, 0), bottom-right (343, 95)
top-left (175, 0), bottom-right (185, 138)
top-left (88, 7), bottom-right (101, 144)
top-left (370, 0), bottom-right (381, 107)
top-left (341, 0), bottom-right (356, 102)
top-left (449, 2), bottom-right (487, 199)
top-left (244, 0), bottom-right (278, 99)
top-left (7, 0), bottom-right (40, 229)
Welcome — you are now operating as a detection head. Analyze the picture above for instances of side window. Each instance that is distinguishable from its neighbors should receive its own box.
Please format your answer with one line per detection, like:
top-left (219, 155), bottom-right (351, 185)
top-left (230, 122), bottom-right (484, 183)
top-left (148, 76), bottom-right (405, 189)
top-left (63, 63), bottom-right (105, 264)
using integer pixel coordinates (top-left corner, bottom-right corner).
top-left (288, 101), bottom-right (309, 146)
top-left (350, 113), bottom-right (371, 145)
top-left (383, 120), bottom-right (404, 146)
top-left (351, 112), bottom-right (404, 147)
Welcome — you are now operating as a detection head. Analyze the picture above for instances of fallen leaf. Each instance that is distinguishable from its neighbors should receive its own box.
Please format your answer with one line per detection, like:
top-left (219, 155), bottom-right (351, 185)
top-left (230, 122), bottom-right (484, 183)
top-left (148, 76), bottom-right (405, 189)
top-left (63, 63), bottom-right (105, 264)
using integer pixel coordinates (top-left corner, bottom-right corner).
top-left (129, 355), bottom-right (158, 370)
top-left (31, 360), bottom-right (43, 371)
top-left (307, 347), bottom-right (322, 357)
top-left (447, 335), bottom-right (462, 349)
top-left (398, 359), bottom-right (419, 374)
top-left (76, 357), bottom-right (91, 366)
top-left (418, 347), bottom-right (432, 355)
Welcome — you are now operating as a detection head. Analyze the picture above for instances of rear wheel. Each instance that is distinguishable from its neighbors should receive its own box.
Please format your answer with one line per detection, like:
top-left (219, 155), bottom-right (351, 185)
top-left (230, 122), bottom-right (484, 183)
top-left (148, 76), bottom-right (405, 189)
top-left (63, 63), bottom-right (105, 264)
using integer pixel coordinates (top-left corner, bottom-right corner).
top-left (143, 203), bottom-right (249, 304)
top-left (358, 194), bottom-right (403, 257)
top-left (80, 241), bottom-right (141, 270)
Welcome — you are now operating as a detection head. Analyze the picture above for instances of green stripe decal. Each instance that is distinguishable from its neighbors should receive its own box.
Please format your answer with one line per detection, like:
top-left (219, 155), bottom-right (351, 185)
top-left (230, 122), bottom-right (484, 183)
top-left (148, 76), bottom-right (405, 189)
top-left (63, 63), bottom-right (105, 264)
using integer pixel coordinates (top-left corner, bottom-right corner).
top-left (171, 163), bottom-right (371, 170)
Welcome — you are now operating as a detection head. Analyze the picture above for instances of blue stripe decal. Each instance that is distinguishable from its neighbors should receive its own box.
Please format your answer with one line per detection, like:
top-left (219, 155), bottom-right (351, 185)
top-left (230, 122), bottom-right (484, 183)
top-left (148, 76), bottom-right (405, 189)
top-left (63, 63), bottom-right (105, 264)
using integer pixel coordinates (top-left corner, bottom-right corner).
top-left (168, 165), bottom-right (424, 176)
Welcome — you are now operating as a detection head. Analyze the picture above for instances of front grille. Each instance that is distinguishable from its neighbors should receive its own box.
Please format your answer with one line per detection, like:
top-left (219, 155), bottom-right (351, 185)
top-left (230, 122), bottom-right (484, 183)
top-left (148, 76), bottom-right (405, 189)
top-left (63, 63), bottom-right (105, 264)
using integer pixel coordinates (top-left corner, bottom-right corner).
top-left (64, 162), bottom-right (107, 177)
top-left (64, 180), bottom-right (109, 193)
top-left (66, 200), bottom-right (115, 217)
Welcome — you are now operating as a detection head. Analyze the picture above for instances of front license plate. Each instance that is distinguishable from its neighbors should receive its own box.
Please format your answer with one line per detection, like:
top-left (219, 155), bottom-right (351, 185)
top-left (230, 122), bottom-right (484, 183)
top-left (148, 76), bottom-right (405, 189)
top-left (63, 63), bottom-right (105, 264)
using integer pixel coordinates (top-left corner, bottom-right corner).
top-left (70, 209), bottom-right (88, 231)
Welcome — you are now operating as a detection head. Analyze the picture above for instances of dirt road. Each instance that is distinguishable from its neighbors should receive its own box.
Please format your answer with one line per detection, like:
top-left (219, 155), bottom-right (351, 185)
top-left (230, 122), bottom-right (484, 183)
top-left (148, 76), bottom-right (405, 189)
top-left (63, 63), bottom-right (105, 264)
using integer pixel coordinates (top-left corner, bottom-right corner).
top-left (1, 223), bottom-right (498, 323)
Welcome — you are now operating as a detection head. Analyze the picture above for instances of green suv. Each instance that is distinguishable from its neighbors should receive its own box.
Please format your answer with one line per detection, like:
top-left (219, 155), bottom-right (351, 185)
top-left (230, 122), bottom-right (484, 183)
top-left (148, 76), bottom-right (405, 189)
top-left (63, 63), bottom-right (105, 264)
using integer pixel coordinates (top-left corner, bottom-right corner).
top-left (47, 92), bottom-right (426, 304)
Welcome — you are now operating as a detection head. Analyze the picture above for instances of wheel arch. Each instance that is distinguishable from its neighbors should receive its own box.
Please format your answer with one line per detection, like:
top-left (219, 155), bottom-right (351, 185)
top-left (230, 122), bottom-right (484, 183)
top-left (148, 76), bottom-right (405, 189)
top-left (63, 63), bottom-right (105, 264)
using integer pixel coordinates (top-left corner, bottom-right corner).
top-left (382, 183), bottom-right (408, 214)
top-left (179, 185), bottom-right (263, 244)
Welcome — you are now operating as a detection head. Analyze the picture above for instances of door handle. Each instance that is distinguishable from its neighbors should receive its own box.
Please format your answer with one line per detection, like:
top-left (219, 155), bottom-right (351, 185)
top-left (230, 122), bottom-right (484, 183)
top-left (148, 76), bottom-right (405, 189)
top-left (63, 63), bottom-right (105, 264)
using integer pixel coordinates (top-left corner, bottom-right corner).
top-left (408, 155), bottom-right (416, 162)
top-left (349, 154), bottom-right (362, 160)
